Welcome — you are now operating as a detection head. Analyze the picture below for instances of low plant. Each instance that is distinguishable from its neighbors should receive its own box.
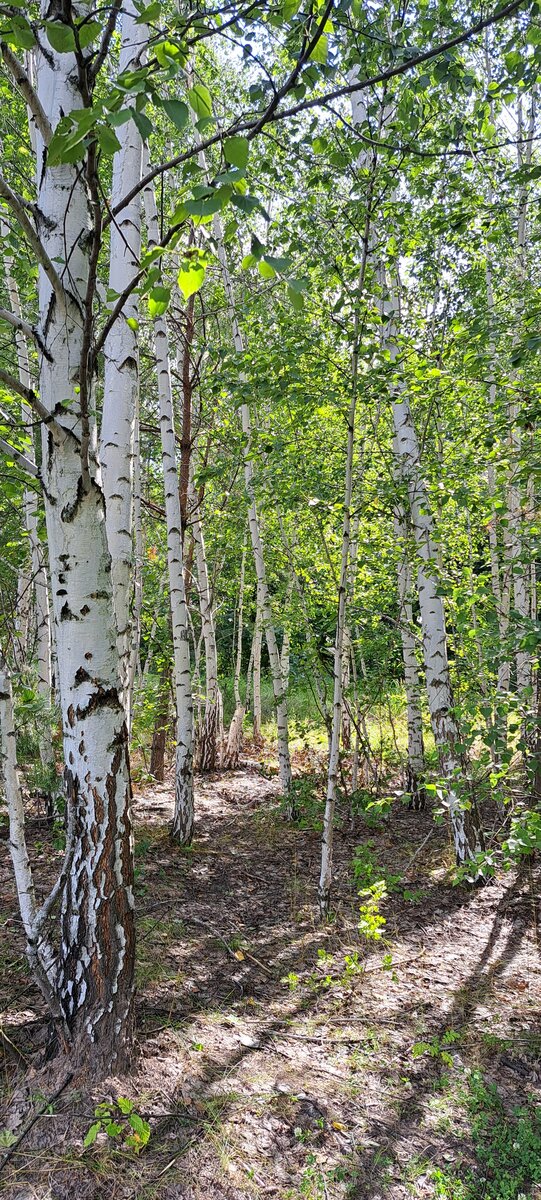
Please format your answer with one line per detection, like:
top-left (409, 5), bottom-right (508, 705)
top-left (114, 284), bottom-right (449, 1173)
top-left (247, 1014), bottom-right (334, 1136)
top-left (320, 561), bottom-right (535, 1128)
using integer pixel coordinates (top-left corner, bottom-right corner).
top-left (358, 880), bottom-right (387, 941)
top-left (84, 1097), bottom-right (150, 1155)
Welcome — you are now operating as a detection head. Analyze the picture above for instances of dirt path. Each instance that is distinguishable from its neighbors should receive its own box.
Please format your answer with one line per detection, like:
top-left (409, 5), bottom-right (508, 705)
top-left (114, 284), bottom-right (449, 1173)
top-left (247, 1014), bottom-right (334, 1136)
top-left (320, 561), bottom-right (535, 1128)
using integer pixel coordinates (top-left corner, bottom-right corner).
top-left (1, 758), bottom-right (540, 1199)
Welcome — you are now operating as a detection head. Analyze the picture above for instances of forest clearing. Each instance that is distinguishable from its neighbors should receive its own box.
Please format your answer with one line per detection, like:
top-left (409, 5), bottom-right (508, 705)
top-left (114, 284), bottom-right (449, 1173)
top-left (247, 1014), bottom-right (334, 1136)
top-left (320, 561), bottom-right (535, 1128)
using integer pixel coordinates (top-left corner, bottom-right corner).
top-left (0, 0), bottom-right (540, 1194)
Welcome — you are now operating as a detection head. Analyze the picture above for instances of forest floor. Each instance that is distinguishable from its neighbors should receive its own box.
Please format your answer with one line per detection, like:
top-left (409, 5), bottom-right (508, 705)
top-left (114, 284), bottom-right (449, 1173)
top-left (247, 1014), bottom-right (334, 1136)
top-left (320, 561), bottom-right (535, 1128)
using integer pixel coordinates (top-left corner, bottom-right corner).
top-left (1, 745), bottom-right (541, 1200)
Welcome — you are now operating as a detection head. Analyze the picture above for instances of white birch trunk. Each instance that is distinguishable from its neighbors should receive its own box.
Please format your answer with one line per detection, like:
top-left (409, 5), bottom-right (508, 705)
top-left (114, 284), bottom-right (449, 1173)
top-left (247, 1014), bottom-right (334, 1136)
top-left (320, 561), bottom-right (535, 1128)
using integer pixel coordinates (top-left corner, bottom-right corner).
top-left (100, 4), bottom-right (146, 727)
top-left (224, 537), bottom-right (247, 769)
top-left (128, 403), bottom-right (143, 713)
top-left (189, 475), bottom-right (223, 771)
top-left (395, 514), bottom-right (425, 807)
top-left (252, 580), bottom-right (263, 740)
top-left (143, 158), bottom-right (194, 843)
top-left (33, 14), bottom-right (135, 1069)
top-left (508, 92), bottom-right (536, 698)
top-left (391, 383), bottom-right (483, 864)
top-left (1, 223), bottom-right (55, 780)
top-left (213, 219), bottom-right (292, 798)
top-left (189, 110), bottom-right (291, 790)
top-left (319, 389), bottom-right (356, 918)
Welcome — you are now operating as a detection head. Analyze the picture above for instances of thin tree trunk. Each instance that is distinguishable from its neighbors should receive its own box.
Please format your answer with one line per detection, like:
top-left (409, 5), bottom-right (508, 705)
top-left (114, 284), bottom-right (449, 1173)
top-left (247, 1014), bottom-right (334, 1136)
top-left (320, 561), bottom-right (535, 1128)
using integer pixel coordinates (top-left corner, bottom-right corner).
top-left (318, 365), bottom-right (357, 918)
top-left (100, 3), bottom-right (145, 727)
top-left (128, 403), bottom-right (144, 713)
top-left (2, 221), bottom-right (56, 789)
top-left (150, 665), bottom-right (170, 783)
top-left (213, 219), bottom-right (292, 800)
top-left (190, 474), bottom-right (223, 771)
top-left (224, 536), bottom-right (247, 769)
top-left (252, 580), bottom-right (263, 741)
top-left (395, 515), bottom-right (425, 809)
top-left (143, 154), bottom-right (194, 844)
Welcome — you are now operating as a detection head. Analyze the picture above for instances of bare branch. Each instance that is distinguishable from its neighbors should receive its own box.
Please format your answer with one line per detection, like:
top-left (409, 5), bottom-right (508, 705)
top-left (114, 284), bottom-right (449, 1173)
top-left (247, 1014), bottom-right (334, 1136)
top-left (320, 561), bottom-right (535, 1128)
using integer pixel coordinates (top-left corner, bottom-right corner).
top-left (0, 43), bottom-right (52, 144)
top-left (89, 0), bottom-right (123, 80)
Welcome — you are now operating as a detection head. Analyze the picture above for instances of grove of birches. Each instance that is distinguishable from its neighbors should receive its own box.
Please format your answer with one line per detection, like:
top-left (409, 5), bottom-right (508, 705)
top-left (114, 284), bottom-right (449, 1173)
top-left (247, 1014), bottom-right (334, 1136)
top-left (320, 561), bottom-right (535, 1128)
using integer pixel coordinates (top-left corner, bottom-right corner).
top-left (0, 0), bottom-right (540, 1192)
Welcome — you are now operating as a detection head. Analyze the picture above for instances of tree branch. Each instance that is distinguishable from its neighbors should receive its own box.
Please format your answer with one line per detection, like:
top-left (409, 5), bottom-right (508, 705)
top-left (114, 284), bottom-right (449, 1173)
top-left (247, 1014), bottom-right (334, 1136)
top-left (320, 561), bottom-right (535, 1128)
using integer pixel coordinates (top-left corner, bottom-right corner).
top-left (0, 43), bottom-right (52, 145)
top-left (0, 175), bottom-right (67, 310)
top-left (0, 307), bottom-right (51, 359)
top-left (0, 436), bottom-right (39, 476)
top-left (89, 0), bottom-right (123, 79)
top-left (110, 0), bottom-right (526, 223)
top-left (0, 366), bottom-right (51, 425)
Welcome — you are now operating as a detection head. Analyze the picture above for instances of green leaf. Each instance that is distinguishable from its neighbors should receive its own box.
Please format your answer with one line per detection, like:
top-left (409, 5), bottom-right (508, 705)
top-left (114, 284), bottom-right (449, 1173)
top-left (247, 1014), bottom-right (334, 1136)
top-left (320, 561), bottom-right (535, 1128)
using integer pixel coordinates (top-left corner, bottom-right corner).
top-left (287, 285), bottom-right (304, 310)
top-left (241, 253), bottom-right (257, 269)
top-left (107, 109), bottom-right (133, 127)
top-left (96, 124), bottom-right (122, 155)
top-left (148, 285), bottom-right (171, 318)
top-left (47, 117), bottom-right (88, 167)
top-left (83, 1121), bottom-right (101, 1148)
top-left (263, 254), bottom-right (291, 274)
top-left (136, 0), bottom-right (161, 20)
top-left (77, 19), bottom-right (101, 48)
top-left (223, 136), bottom-right (249, 170)
top-left (104, 1121), bottom-right (123, 1137)
top-left (45, 21), bottom-right (77, 53)
top-left (280, 0), bottom-right (302, 18)
top-left (117, 1097), bottom-right (134, 1115)
top-left (154, 39), bottom-right (184, 67)
top-left (187, 84), bottom-right (212, 118)
top-left (184, 192), bottom-right (225, 218)
top-left (130, 108), bottom-right (153, 140)
top-left (3, 16), bottom-right (35, 49)
top-left (231, 193), bottom-right (260, 215)
top-left (309, 34), bottom-right (328, 64)
top-left (178, 259), bottom-right (206, 299)
top-left (258, 260), bottom-right (275, 279)
top-left (126, 317), bottom-right (139, 331)
top-left (162, 99), bottom-right (189, 131)
top-left (286, 275), bottom-right (309, 293)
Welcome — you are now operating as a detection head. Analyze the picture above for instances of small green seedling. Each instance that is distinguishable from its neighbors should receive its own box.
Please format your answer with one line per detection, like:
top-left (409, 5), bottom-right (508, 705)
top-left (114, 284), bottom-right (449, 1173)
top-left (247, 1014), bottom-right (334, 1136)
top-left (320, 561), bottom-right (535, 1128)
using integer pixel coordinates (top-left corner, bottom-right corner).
top-left (84, 1096), bottom-right (150, 1154)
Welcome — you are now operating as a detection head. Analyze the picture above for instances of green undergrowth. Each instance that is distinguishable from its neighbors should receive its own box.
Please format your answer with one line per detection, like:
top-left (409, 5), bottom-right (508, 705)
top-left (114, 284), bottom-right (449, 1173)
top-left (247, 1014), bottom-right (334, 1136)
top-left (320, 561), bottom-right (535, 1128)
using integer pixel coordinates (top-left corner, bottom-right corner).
top-left (416, 1072), bottom-right (541, 1200)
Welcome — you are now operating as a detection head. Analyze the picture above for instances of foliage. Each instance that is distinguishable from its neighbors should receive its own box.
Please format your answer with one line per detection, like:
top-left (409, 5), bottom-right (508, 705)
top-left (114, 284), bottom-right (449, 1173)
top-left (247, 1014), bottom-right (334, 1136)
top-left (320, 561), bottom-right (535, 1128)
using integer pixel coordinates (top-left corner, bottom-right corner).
top-left (358, 881), bottom-right (388, 942)
top-left (430, 1072), bottom-right (541, 1200)
top-left (83, 1097), bottom-right (150, 1155)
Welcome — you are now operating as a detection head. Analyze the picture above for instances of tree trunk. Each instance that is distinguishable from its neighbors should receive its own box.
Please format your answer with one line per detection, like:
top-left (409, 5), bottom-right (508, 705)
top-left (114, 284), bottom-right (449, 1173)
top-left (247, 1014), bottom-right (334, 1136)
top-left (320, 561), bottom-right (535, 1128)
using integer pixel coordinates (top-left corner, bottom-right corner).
top-left (395, 515), bottom-right (425, 810)
top-left (150, 667), bottom-right (170, 783)
top-left (143, 154), bottom-right (194, 844)
top-left (1, 221), bottom-right (56, 793)
top-left (33, 15), bottom-right (135, 1072)
top-left (100, 3), bottom-right (145, 728)
top-left (391, 385), bottom-right (484, 865)
top-left (252, 580), bottom-right (263, 741)
top-left (190, 475), bottom-right (223, 771)
top-left (224, 537), bottom-right (247, 769)
top-left (318, 374), bottom-right (357, 917)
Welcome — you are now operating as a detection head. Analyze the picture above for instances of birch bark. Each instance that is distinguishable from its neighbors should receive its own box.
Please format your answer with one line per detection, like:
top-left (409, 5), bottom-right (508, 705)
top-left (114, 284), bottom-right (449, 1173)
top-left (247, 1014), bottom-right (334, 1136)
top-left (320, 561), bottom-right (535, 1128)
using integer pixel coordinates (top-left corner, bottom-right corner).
top-left (213, 219), bottom-right (292, 799)
top-left (224, 536), bottom-right (247, 769)
top-left (143, 157), bottom-right (194, 843)
top-left (100, 3), bottom-right (146, 726)
top-left (318, 377), bottom-right (357, 916)
top-left (1, 223), bottom-right (55, 784)
top-left (189, 473), bottom-right (223, 770)
top-left (32, 6), bottom-right (135, 1069)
